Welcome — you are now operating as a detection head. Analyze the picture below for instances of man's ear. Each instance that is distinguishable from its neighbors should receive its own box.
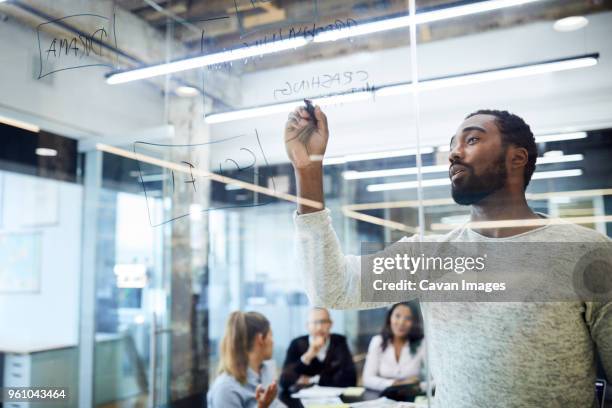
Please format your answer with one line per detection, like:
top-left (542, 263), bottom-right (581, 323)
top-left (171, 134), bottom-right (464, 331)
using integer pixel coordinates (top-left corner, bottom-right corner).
top-left (510, 146), bottom-right (529, 169)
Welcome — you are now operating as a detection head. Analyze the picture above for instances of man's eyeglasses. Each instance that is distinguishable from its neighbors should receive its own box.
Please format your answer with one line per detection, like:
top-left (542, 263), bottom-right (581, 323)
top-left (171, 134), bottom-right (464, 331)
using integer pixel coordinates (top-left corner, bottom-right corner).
top-left (310, 319), bottom-right (332, 326)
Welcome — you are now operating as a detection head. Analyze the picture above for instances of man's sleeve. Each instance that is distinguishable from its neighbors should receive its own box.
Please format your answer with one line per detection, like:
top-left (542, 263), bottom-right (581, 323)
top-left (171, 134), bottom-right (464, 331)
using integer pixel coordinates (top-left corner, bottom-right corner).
top-left (280, 339), bottom-right (322, 390)
top-left (331, 336), bottom-right (357, 387)
top-left (294, 209), bottom-right (401, 310)
top-left (586, 301), bottom-right (612, 380)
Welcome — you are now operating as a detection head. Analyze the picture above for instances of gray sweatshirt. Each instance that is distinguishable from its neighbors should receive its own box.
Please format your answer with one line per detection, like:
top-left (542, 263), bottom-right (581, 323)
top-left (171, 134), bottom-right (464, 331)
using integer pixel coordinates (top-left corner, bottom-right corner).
top-left (294, 209), bottom-right (612, 408)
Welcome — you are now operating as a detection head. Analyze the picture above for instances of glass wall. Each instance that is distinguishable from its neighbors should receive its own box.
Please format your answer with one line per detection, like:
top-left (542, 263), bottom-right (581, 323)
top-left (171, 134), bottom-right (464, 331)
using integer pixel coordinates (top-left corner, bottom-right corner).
top-left (0, 0), bottom-right (611, 407)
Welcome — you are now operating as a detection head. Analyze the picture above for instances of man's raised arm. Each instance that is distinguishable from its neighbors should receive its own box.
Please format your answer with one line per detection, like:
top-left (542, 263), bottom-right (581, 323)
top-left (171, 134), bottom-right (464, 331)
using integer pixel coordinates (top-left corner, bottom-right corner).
top-left (285, 105), bottom-right (391, 310)
top-left (284, 105), bottom-right (327, 215)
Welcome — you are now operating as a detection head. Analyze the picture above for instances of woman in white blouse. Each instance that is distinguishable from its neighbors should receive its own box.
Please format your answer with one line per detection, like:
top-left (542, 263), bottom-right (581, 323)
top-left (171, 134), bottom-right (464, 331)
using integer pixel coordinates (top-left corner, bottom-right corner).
top-left (362, 302), bottom-right (427, 391)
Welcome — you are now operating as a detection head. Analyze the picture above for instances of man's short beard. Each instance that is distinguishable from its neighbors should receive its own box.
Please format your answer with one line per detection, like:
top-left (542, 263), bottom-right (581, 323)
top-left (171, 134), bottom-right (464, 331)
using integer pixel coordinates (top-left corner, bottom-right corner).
top-left (451, 151), bottom-right (507, 205)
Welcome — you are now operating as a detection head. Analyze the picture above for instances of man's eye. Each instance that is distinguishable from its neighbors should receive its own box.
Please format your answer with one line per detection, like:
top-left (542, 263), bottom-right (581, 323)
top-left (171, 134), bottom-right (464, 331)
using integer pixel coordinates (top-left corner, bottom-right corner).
top-left (467, 137), bottom-right (478, 144)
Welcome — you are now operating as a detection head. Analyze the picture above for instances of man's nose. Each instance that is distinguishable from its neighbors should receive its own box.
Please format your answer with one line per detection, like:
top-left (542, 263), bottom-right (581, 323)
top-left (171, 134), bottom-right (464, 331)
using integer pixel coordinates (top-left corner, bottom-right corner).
top-left (449, 143), bottom-right (464, 164)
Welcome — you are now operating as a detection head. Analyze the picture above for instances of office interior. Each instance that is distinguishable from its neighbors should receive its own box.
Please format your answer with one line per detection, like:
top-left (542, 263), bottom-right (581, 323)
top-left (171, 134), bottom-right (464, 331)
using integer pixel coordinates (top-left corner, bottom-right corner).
top-left (0, 0), bottom-right (611, 406)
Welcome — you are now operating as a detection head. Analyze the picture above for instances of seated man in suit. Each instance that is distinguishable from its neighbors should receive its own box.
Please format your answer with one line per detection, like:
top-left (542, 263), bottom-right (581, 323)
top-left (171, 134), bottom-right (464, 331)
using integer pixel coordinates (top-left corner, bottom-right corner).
top-left (280, 307), bottom-right (357, 391)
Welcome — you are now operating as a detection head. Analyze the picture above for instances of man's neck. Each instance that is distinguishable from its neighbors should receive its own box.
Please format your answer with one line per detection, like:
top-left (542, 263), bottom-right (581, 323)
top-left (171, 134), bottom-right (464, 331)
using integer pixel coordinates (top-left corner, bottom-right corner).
top-left (469, 189), bottom-right (540, 238)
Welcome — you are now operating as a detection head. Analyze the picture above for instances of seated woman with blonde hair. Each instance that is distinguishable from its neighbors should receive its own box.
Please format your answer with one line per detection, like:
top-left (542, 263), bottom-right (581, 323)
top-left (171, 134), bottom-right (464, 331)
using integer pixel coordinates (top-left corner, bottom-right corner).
top-left (207, 311), bottom-right (285, 408)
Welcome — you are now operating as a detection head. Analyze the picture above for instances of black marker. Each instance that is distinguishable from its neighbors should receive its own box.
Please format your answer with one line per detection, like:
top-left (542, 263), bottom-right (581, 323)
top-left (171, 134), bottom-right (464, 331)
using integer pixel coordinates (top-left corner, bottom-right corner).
top-left (303, 99), bottom-right (318, 127)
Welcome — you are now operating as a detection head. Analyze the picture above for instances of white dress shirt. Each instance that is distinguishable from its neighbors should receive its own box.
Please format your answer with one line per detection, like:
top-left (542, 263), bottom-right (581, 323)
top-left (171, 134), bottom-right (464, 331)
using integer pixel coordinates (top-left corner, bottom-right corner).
top-left (299, 336), bottom-right (331, 384)
top-left (310, 335), bottom-right (330, 362)
top-left (362, 334), bottom-right (426, 391)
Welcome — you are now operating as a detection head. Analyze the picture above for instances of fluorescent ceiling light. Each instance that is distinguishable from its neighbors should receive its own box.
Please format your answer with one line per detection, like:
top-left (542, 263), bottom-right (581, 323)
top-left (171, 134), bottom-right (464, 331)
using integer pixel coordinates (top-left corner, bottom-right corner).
top-left (431, 214), bottom-right (612, 231)
top-left (550, 196), bottom-right (571, 204)
top-left (423, 55), bottom-right (597, 88)
top-left (414, 0), bottom-right (544, 24)
top-left (205, 101), bottom-right (299, 124)
top-left (367, 178), bottom-right (451, 192)
top-left (35, 148), bottom-right (58, 157)
top-left (0, 115), bottom-right (40, 133)
top-left (323, 156), bottom-right (349, 165)
top-left (107, 37), bottom-right (308, 84)
top-left (314, 0), bottom-right (545, 42)
top-left (531, 169), bottom-right (582, 180)
top-left (343, 165), bottom-right (448, 179)
top-left (536, 153), bottom-right (583, 164)
top-left (176, 85), bottom-right (199, 97)
top-left (554, 16), bottom-right (589, 32)
top-left (535, 131), bottom-right (586, 143)
top-left (323, 146), bottom-right (434, 166)
top-left (344, 154), bottom-right (582, 180)
top-left (314, 16), bottom-right (411, 42)
top-left (206, 54), bottom-right (597, 124)
top-left (376, 55), bottom-right (598, 96)
top-left (107, 0), bottom-right (545, 85)
top-left (206, 90), bottom-right (373, 124)
top-left (140, 173), bottom-right (167, 182)
top-left (367, 168), bottom-right (583, 192)
top-left (345, 146), bottom-right (434, 161)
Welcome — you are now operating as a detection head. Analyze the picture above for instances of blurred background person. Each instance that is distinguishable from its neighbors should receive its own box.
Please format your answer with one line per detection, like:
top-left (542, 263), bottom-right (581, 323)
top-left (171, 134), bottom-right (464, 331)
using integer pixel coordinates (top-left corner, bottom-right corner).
top-left (362, 302), bottom-right (427, 392)
top-left (280, 307), bottom-right (356, 391)
top-left (207, 311), bottom-right (285, 408)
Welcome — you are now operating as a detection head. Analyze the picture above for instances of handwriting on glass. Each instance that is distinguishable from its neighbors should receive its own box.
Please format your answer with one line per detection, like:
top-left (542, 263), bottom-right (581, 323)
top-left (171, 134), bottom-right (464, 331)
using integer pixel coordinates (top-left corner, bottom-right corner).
top-left (37, 13), bottom-right (118, 79)
top-left (44, 28), bottom-right (108, 60)
top-left (134, 130), bottom-right (276, 227)
top-left (241, 18), bottom-right (358, 49)
top-left (199, 16), bottom-right (358, 73)
top-left (273, 70), bottom-right (369, 99)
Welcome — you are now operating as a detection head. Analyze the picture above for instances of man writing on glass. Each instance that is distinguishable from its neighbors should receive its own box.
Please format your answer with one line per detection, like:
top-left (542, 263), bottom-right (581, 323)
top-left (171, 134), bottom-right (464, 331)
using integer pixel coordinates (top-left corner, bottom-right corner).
top-left (284, 105), bottom-right (612, 407)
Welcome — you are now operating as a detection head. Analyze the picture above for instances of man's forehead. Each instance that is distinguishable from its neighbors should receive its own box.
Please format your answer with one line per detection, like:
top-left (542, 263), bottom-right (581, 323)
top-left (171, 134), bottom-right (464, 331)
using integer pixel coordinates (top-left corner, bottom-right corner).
top-left (309, 308), bottom-right (329, 319)
top-left (456, 114), bottom-right (498, 134)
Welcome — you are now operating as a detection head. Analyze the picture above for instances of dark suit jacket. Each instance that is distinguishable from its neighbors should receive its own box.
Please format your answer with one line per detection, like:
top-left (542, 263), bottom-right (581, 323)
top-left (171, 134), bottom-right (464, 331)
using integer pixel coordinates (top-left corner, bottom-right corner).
top-left (280, 333), bottom-right (357, 390)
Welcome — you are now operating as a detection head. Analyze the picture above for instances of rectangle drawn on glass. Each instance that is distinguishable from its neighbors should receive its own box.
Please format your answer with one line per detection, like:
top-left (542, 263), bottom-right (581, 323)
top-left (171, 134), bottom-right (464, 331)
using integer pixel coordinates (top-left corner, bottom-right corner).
top-left (37, 13), bottom-right (119, 79)
top-left (133, 131), bottom-right (276, 227)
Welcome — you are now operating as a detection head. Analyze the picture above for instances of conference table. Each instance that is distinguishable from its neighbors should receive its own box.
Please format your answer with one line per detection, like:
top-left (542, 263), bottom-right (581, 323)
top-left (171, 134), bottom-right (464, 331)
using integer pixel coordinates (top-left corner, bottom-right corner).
top-left (280, 388), bottom-right (612, 408)
top-left (279, 388), bottom-right (396, 408)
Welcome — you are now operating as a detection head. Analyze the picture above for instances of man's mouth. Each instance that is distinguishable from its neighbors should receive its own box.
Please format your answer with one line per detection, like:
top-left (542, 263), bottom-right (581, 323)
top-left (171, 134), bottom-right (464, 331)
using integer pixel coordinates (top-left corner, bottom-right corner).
top-left (450, 165), bottom-right (468, 181)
